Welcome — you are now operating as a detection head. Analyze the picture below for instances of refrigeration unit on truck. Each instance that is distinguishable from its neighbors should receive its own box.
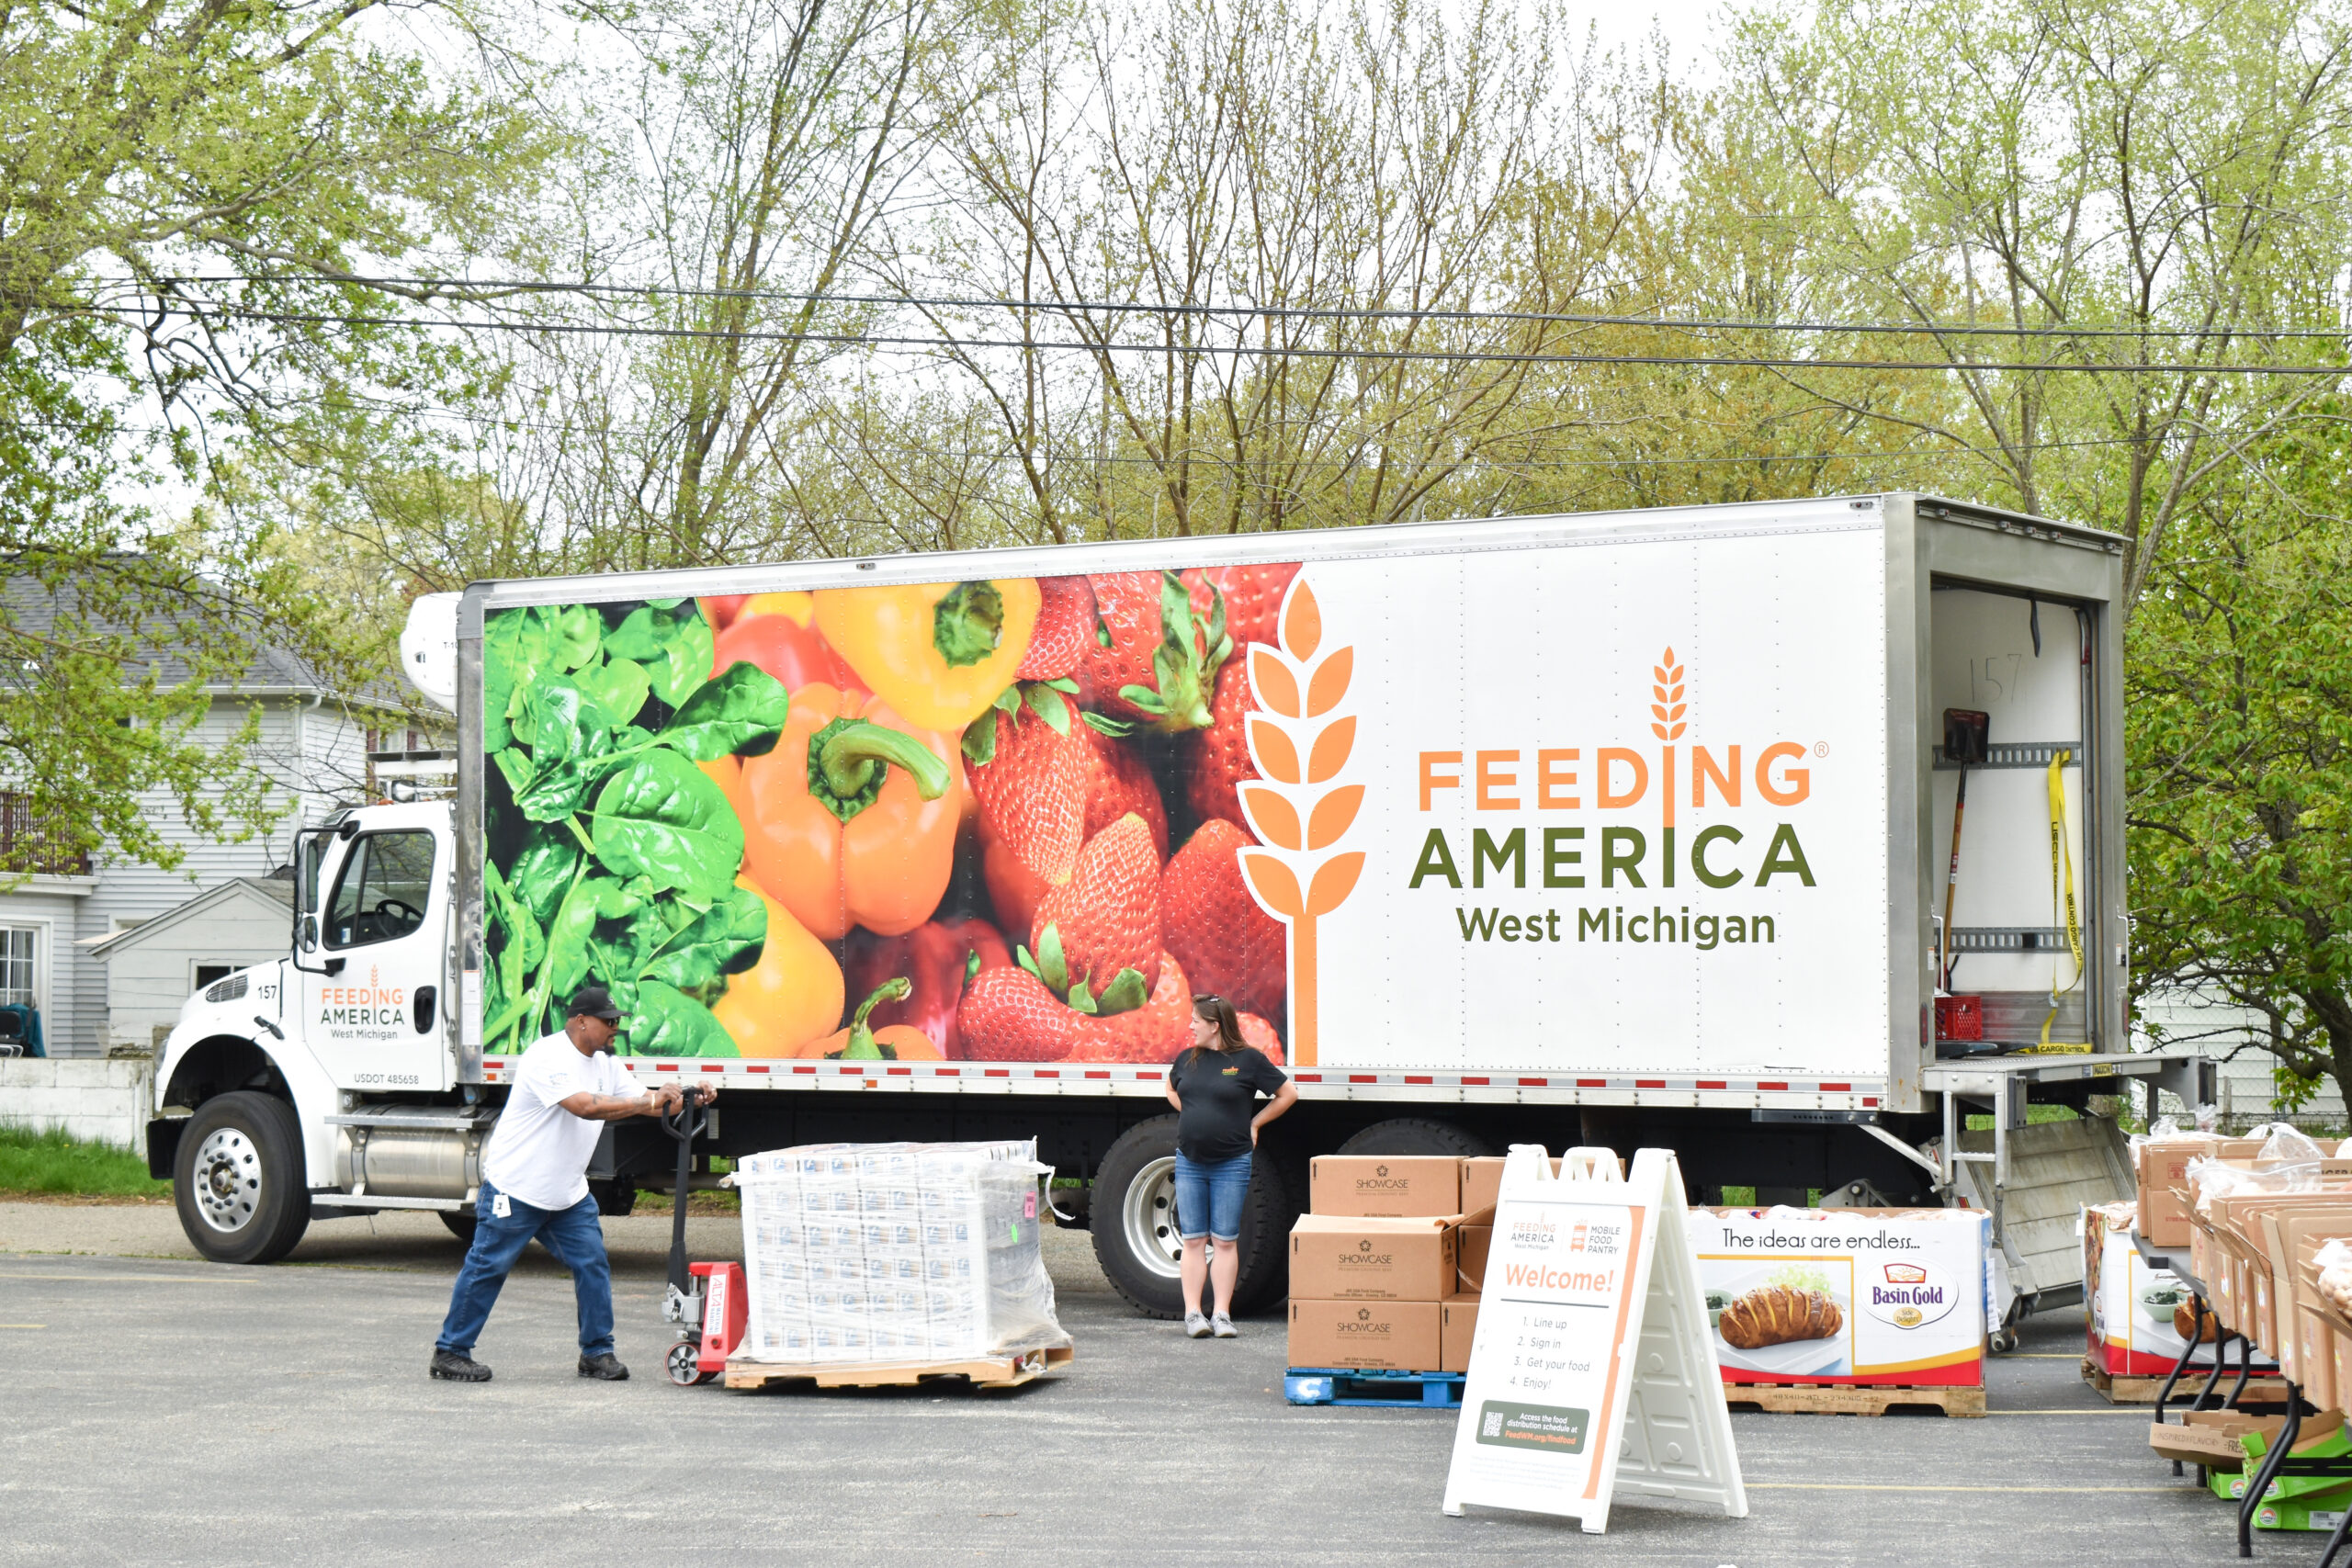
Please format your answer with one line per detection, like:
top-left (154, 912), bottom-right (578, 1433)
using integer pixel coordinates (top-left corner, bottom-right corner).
top-left (149, 492), bottom-right (2207, 1323)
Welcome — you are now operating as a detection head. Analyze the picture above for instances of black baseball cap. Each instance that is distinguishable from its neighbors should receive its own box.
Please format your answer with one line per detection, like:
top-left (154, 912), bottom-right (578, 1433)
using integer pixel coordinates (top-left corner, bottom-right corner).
top-left (567, 985), bottom-right (624, 1021)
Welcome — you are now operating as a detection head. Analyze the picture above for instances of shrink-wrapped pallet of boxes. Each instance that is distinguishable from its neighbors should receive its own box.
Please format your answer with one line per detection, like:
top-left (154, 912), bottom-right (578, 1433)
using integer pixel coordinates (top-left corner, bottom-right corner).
top-left (732, 1141), bottom-right (1071, 1368)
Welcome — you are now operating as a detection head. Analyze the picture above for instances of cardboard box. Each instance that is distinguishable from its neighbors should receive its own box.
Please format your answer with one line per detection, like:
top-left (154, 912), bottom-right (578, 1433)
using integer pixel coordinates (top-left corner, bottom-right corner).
top-left (1459, 1156), bottom-right (1561, 1216)
top-left (1308, 1156), bottom-right (1461, 1217)
top-left (1441, 1293), bottom-right (1480, 1372)
top-left (2149, 1409), bottom-right (2281, 1471)
top-left (2138, 1139), bottom-right (2217, 1247)
top-left (1690, 1208), bottom-right (1988, 1388)
top-left (1287, 1298), bottom-right (1442, 1371)
top-left (1457, 1224), bottom-right (1492, 1293)
top-left (1287, 1215), bottom-right (1457, 1301)
top-left (2216, 1191), bottom-right (2352, 1353)
top-left (2255, 1495), bottom-right (2352, 1534)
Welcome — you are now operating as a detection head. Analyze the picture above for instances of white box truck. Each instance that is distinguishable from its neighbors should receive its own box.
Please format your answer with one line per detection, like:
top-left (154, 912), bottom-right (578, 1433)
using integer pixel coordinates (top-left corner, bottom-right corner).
top-left (149, 493), bottom-right (2206, 1323)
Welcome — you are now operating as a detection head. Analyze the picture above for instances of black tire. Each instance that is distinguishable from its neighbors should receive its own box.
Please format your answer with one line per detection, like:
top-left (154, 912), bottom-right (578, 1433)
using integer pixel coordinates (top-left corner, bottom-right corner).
top-left (439, 1209), bottom-right (480, 1245)
top-left (1230, 1156), bottom-right (1301, 1315)
top-left (172, 1091), bottom-right (312, 1265)
top-left (1336, 1117), bottom-right (1498, 1159)
top-left (1091, 1116), bottom-right (1295, 1319)
top-left (589, 1178), bottom-right (638, 1217)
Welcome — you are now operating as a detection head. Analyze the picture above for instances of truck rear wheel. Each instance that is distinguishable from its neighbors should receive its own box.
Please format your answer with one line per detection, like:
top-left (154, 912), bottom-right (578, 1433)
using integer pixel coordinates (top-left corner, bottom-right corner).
top-left (173, 1091), bottom-right (312, 1266)
top-left (1091, 1116), bottom-right (1295, 1318)
top-left (1336, 1117), bottom-right (1498, 1159)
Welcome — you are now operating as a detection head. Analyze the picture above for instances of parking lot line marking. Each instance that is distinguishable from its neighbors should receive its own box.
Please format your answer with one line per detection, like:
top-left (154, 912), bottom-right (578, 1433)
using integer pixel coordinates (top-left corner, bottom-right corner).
top-left (0, 1272), bottom-right (253, 1283)
top-left (1749, 1483), bottom-right (2172, 1494)
top-left (0, 1324), bottom-right (45, 1329)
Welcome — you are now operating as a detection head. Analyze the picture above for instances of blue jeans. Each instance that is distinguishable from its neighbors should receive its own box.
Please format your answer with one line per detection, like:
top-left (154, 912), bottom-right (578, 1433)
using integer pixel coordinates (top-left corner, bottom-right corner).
top-left (1173, 1152), bottom-right (1254, 1242)
top-left (435, 1179), bottom-right (615, 1359)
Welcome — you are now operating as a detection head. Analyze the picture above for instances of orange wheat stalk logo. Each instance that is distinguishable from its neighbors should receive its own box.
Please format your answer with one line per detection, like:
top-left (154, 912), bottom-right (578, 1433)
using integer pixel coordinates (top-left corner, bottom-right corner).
top-left (1652, 648), bottom-right (1685, 741)
top-left (1235, 578), bottom-right (1362, 1067)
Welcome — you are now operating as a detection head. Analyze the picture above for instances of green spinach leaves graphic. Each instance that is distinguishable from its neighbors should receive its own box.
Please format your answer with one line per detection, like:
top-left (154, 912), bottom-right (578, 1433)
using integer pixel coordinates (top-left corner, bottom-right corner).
top-left (480, 599), bottom-right (786, 1057)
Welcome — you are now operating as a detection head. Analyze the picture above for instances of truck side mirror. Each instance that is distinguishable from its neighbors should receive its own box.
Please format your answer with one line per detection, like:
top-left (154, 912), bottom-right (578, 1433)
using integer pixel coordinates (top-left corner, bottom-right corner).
top-left (300, 914), bottom-right (319, 953)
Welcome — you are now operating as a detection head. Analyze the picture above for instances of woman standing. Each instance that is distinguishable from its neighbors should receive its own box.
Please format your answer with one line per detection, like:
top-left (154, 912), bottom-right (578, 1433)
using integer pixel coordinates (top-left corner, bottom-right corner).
top-left (1165, 994), bottom-right (1298, 1337)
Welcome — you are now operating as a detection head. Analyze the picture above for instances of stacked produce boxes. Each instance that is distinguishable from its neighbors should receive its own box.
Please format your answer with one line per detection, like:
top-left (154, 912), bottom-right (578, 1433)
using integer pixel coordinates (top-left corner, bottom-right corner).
top-left (1285, 1156), bottom-right (1485, 1372)
top-left (2117, 1127), bottom-right (2352, 1533)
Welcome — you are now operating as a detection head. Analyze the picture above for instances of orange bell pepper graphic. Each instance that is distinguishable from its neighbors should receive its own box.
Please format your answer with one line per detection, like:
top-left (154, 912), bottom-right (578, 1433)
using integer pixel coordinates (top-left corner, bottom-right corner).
top-left (726, 682), bottom-right (965, 941)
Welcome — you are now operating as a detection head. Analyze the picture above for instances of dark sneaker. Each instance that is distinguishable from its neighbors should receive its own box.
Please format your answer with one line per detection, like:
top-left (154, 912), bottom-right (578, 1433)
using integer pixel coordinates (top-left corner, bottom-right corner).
top-left (578, 1352), bottom-right (630, 1382)
top-left (430, 1349), bottom-right (491, 1382)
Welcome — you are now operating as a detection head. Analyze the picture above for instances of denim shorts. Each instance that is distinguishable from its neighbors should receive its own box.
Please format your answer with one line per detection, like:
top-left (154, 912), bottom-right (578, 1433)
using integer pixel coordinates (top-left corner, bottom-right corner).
top-left (1172, 1151), bottom-right (1254, 1242)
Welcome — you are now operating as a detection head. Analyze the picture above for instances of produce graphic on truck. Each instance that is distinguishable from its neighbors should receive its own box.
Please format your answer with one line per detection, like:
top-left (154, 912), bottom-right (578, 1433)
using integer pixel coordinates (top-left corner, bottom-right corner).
top-left (145, 495), bottom-right (2209, 1326)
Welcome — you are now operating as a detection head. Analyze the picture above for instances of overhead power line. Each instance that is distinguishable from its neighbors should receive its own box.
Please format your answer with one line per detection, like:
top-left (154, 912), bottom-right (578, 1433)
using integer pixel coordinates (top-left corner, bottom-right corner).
top-left (69, 298), bottom-right (2352, 378)
top-left (136, 272), bottom-right (2352, 345)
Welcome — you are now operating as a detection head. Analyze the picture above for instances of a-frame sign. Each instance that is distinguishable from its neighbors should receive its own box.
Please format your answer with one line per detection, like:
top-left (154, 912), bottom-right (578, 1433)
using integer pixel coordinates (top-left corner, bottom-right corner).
top-left (1442, 1145), bottom-right (1747, 1533)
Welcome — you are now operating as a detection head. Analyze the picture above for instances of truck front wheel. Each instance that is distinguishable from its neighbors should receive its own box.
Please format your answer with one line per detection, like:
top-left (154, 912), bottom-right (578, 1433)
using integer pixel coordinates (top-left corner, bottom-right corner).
top-left (173, 1091), bottom-right (312, 1266)
top-left (1091, 1116), bottom-right (1294, 1318)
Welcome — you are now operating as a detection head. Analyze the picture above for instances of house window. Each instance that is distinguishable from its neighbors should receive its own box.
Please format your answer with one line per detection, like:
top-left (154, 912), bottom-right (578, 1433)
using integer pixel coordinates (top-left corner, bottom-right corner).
top-left (0, 927), bottom-right (37, 1009)
top-left (193, 964), bottom-right (235, 992)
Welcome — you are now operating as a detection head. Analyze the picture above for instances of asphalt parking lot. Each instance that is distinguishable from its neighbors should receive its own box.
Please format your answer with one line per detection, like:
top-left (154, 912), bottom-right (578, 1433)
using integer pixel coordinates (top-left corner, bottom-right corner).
top-left (0, 1201), bottom-right (2263, 1566)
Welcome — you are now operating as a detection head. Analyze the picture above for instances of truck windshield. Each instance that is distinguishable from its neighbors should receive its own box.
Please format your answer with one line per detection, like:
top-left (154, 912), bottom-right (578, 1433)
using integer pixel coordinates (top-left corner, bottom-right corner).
top-left (325, 832), bottom-right (435, 949)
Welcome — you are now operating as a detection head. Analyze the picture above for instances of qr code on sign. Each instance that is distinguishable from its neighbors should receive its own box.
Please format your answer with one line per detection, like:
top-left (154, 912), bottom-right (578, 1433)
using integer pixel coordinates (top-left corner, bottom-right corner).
top-left (1483, 1412), bottom-right (1505, 1438)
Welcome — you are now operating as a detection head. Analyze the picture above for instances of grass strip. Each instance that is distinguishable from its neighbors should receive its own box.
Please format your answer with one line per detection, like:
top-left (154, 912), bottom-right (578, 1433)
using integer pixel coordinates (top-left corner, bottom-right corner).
top-left (0, 1124), bottom-right (173, 1200)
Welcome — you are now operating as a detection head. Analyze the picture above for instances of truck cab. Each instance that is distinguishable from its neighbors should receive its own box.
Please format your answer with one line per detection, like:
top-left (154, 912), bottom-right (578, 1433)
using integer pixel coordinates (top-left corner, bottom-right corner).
top-left (151, 795), bottom-right (481, 1263)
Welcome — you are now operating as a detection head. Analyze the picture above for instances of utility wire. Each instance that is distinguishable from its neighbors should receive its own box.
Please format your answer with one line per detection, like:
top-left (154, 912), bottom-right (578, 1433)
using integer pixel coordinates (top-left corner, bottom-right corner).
top-left (129, 272), bottom-right (2352, 345)
top-left (64, 298), bottom-right (2352, 377)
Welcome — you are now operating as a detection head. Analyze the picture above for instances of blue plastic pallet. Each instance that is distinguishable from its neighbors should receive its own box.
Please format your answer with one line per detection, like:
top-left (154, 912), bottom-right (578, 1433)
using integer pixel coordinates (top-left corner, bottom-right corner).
top-left (1284, 1368), bottom-right (1465, 1408)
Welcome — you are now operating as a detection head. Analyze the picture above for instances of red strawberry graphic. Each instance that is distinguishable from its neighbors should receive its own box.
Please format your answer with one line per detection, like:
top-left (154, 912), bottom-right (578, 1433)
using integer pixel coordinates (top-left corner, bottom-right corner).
top-left (981, 829), bottom-right (1051, 939)
top-left (1182, 654), bottom-right (1260, 833)
top-left (1238, 1011), bottom-right (1285, 1065)
top-left (1080, 725), bottom-right (1169, 860)
top-left (967, 705), bottom-right (1088, 886)
top-left (959, 965), bottom-right (1080, 1061)
top-left (1069, 955), bottom-right (1194, 1062)
top-left (1017, 575), bottom-right (1098, 681)
top-left (1077, 570), bottom-right (1232, 734)
top-left (1159, 818), bottom-right (1286, 1021)
top-left (1032, 813), bottom-right (1161, 996)
top-left (1181, 563), bottom-right (1298, 649)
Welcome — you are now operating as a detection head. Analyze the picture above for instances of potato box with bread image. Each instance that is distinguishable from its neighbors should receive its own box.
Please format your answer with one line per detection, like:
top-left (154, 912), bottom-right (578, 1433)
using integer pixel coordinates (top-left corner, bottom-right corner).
top-left (1690, 1208), bottom-right (1991, 1387)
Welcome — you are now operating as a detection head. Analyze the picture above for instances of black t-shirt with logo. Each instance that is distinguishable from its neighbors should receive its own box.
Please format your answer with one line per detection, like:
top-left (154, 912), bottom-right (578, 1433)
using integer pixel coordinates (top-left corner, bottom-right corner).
top-left (1168, 1045), bottom-right (1289, 1163)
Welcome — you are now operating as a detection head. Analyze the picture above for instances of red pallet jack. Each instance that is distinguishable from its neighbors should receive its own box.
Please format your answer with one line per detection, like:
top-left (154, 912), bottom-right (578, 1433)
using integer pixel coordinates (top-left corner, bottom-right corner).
top-left (660, 1091), bottom-right (746, 1386)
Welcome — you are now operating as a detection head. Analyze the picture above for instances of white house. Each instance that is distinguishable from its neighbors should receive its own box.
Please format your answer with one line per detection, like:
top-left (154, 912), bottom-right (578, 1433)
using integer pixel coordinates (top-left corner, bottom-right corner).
top-left (1, 578), bottom-right (426, 1056)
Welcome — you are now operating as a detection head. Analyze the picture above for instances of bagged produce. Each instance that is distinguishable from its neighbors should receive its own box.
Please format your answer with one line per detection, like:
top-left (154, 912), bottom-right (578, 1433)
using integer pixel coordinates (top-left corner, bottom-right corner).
top-left (733, 1139), bottom-right (1071, 1364)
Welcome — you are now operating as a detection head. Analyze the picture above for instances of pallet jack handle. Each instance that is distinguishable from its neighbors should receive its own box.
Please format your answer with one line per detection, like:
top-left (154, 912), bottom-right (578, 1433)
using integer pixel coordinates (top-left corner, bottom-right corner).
top-left (661, 1089), bottom-right (712, 1314)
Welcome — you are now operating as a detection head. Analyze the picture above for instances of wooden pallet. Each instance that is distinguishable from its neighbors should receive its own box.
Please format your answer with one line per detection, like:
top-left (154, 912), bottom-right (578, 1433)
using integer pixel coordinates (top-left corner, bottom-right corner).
top-left (2080, 1357), bottom-right (2290, 1407)
top-left (722, 1345), bottom-right (1071, 1393)
top-left (1721, 1381), bottom-right (1986, 1417)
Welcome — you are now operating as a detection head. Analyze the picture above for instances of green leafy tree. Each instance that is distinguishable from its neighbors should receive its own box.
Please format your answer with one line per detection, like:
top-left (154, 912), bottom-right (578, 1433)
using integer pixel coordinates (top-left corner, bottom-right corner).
top-left (0, 0), bottom-right (546, 874)
top-left (2128, 407), bottom-right (2352, 1110)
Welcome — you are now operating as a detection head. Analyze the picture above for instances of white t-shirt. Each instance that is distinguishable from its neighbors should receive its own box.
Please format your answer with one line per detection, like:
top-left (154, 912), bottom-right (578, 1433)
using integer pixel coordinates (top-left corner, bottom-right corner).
top-left (481, 1031), bottom-right (638, 1212)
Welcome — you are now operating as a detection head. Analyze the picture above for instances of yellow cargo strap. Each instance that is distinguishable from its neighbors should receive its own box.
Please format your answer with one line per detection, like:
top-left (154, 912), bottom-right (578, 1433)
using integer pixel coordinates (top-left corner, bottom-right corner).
top-left (2028, 750), bottom-right (2090, 1055)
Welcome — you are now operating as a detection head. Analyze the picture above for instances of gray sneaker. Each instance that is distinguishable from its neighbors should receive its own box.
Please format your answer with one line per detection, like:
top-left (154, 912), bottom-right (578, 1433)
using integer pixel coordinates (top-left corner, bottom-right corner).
top-left (1184, 1311), bottom-right (1211, 1338)
top-left (430, 1349), bottom-right (491, 1382)
top-left (578, 1352), bottom-right (630, 1381)
top-left (1211, 1313), bottom-right (1238, 1338)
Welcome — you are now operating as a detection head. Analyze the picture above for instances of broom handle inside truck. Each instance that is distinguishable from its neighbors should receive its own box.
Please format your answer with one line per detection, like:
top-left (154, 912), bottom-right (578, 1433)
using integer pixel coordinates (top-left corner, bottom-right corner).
top-left (1941, 767), bottom-right (1969, 991)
